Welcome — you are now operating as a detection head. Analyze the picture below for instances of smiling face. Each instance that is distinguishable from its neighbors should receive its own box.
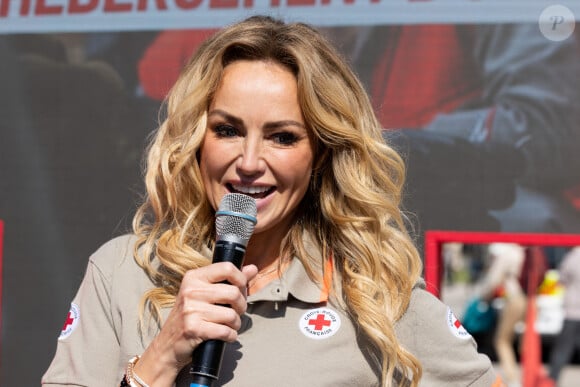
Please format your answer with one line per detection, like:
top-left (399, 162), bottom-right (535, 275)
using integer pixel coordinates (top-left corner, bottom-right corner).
top-left (199, 60), bottom-right (314, 240)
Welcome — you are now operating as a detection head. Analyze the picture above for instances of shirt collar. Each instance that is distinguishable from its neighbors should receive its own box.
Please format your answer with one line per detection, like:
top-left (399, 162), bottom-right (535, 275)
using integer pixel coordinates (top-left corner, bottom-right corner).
top-left (247, 257), bottom-right (333, 304)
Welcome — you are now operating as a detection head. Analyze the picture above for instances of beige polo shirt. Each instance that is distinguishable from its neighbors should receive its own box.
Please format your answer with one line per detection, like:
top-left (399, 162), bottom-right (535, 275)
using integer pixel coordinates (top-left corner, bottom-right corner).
top-left (42, 235), bottom-right (500, 386)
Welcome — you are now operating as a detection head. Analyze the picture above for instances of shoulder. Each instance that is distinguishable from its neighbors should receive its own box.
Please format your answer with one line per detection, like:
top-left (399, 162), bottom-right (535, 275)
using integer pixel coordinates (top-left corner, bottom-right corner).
top-left (87, 234), bottom-right (140, 282)
top-left (82, 234), bottom-right (154, 323)
top-left (395, 284), bottom-right (467, 343)
top-left (395, 284), bottom-right (498, 386)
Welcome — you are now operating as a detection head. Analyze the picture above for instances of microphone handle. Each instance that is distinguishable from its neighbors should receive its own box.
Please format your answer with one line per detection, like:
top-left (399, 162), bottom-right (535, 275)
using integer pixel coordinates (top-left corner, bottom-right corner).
top-left (190, 240), bottom-right (247, 387)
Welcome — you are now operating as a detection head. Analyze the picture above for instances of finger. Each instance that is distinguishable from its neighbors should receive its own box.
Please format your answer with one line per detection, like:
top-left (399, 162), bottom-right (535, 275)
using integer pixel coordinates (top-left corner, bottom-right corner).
top-left (202, 282), bottom-right (249, 315)
top-left (178, 279), bottom-right (248, 316)
top-left (183, 301), bottom-right (242, 341)
top-left (241, 264), bottom-right (258, 298)
top-left (184, 262), bottom-right (248, 288)
top-left (188, 319), bottom-right (239, 344)
top-left (242, 264), bottom-right (258, 280)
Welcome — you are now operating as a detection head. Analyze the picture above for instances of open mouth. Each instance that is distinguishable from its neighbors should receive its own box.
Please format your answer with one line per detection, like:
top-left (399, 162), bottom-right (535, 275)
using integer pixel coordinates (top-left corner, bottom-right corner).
top-left (227, 183), bottom-right (275, 199)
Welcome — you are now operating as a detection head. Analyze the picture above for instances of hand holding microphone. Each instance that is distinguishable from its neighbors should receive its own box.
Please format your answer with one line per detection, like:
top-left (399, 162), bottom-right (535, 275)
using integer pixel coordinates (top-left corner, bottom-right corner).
top-left (190, 193), bottom-right (257, 386)
top-left (134, 194), bottom-right (257, 387)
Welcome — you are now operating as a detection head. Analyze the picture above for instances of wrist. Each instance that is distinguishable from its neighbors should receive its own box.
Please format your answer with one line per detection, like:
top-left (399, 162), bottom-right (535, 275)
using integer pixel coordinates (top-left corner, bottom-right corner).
top-left (123, 355), bottom-right (150, 387)
top-left (133, 345), bottom-right (184, 387)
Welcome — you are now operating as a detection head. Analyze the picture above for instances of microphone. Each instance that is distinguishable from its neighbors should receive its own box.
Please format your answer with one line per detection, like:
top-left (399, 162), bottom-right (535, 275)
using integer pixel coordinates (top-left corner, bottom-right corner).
top-left (190, 193), bottom-right (257, 387)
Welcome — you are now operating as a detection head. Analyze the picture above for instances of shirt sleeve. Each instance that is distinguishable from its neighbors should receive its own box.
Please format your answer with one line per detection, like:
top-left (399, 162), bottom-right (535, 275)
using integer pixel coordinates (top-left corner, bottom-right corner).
top-left (395, 287), bottom-right (501, 386)
top-left (41, 245), bottom-right (122, 386)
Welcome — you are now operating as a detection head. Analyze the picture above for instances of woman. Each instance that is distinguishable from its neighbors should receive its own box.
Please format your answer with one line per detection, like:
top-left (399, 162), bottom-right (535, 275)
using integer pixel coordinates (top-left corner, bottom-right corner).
top-left (478, 243), bottom-right (526, 386)
top-left (43, 16), bottom-right (500, 386)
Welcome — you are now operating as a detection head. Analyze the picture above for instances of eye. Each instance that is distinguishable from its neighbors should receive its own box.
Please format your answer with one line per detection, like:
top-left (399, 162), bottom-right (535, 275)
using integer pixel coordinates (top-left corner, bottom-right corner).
top-left (213, 124), bottom-right (239, 138)
top-left (271, 131), bottom-right (299, 145)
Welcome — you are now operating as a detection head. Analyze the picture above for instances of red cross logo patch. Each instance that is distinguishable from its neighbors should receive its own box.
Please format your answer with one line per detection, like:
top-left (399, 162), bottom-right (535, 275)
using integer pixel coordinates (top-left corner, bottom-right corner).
top-left (446, 306), bottom-right (470, 340)
top-left (59, 303), bottom-right (80, 340)
top-left (299, 307), bottom-right (341, 340)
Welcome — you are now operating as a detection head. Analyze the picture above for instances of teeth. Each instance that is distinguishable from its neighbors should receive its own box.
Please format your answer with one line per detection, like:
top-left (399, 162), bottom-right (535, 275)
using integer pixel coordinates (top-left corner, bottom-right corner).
top-left (231, 184), bottom-right (271, 194)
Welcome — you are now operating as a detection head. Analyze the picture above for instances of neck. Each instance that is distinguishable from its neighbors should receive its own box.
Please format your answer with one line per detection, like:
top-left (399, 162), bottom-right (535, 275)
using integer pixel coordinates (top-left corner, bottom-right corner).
top-left (243, 214), bottom-right (300, 295)
top-left (246, 252), bottom-right (291, 295)
top-left (244, 231), bottom-right (285, 270)
top-left (244, 213), bottom-right (297, 269)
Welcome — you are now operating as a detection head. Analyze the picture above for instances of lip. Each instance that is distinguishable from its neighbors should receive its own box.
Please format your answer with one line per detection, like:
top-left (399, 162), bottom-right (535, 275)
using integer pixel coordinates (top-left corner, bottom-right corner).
top-left (229, 183), bottom-right (272, 195)
top-left (226, 182), bottom-right (276, 199)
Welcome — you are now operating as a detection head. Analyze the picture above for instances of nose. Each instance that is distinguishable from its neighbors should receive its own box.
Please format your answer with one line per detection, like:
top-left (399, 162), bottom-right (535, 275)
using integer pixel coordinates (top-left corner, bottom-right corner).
top-left (236, 136), bottom-right (265, 176)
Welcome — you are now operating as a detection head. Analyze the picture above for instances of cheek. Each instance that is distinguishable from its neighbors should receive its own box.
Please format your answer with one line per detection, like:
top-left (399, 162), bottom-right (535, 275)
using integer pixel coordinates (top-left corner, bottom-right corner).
top-left (287, 152), bottom-right (314, 191)
top-left (198, 139), bottom-right (226, 195)
top-left (198, 148), bottom-right (211, 183)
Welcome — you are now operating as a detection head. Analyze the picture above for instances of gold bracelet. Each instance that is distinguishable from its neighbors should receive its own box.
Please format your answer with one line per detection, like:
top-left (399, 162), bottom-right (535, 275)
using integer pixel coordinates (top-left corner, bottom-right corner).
top-left (125, 355), bottom-right (150, 387)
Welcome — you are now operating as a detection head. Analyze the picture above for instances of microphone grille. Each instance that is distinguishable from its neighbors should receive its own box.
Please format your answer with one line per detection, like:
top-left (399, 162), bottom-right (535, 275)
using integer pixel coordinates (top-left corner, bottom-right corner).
top-left (216, 193), bottom-right (257, 246)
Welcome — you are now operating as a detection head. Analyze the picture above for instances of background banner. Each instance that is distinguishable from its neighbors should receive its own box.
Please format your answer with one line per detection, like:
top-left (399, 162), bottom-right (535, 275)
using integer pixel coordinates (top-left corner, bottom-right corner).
top-left (1, 0), bottom-right (580, 33)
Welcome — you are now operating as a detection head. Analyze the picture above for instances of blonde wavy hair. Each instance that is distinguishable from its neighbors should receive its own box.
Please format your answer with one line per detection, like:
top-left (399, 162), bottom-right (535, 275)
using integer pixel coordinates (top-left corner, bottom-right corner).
top-left (133, 15), bottom-right (423, 386)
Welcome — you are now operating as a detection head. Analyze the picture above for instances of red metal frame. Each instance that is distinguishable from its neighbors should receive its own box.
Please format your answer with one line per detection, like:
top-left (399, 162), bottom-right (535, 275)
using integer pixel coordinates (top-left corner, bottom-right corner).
top-left (424, 230), bottom-right (580, 298)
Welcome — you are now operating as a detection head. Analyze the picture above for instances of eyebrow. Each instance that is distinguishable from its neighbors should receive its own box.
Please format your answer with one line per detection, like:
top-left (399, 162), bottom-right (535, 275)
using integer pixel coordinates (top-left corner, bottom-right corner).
top-left (208, 109), bottom-right (306, 130)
